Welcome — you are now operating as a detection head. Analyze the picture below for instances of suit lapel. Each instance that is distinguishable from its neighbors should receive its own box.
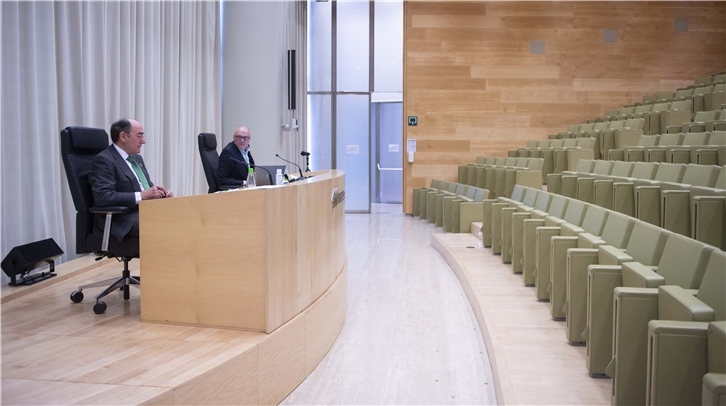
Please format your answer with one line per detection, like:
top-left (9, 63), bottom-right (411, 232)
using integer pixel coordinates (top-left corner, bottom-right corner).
top-left (108, 146), bottom-right (141, 192)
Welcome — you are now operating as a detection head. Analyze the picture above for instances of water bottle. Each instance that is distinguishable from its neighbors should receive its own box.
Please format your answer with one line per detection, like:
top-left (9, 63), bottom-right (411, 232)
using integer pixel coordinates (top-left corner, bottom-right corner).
top-left (246, 167), bottom-right (256, 188)
top-left (275, 169), bottom-right (284, 185)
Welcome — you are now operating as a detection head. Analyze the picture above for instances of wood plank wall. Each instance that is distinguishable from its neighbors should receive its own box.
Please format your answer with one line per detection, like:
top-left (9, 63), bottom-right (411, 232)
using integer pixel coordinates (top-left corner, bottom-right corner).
top-left (403, 1), bottom-right (726, 213)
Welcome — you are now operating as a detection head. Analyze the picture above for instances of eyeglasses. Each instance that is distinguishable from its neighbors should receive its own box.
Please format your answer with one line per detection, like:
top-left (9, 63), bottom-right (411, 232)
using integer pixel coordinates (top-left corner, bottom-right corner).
top-left (124, 131), bottom-right (145, 139)
top-left (234, 135), bottom-right (251, 141)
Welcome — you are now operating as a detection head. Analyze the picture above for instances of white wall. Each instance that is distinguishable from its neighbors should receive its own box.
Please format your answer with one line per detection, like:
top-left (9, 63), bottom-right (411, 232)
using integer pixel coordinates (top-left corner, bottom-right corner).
top-left (222, 1), bottom-right (287, 166)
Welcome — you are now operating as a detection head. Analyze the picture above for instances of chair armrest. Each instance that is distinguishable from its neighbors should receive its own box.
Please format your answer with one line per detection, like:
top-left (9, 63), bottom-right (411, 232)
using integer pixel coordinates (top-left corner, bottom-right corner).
top-left (622, 261), bottom-right (665, 288)
top-left (90, 206), bottom-right (130, 214)
top-left (598, 245), bottom-right (634, 265)
top-left (577, 232), bottom-right (606, 249)
top-left (695, 148), bottom-right (719, 165)
top-left (658, 285), bottom-right (716, 322)
top-left (560, 222), bottom-right (585, 236)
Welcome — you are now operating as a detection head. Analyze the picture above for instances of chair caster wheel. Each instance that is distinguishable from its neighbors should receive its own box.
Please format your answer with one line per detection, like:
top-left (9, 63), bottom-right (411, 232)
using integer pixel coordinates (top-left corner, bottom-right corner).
top-left (70, 291), bottom-right (84, 303)
top-left (93, 301), bottom-right (107, 314)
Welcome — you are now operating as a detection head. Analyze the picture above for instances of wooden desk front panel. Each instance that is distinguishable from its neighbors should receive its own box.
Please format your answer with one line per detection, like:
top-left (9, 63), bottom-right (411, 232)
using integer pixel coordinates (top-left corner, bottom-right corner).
top-left (140, 170), bottom-right (346, 333)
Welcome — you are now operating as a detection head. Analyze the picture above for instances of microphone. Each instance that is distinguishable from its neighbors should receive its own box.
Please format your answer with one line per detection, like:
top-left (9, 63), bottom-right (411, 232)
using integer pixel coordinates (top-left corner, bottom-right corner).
top-left (300, 151), bottom-right (310, 157)
top-left (275, 154), bottom-right (305, 180)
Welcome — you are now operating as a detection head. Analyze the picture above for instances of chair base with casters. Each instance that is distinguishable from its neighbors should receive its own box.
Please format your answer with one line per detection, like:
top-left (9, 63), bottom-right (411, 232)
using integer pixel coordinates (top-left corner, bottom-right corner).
top-left (70, 255), bottom-right (140, 314)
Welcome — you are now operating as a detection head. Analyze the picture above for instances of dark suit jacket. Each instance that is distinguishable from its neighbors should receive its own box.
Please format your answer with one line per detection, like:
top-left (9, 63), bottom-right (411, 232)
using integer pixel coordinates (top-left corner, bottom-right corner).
top-left (89, 145), bottom-right (153, 242)
top-left (217, 141), bottom-right (255, 188)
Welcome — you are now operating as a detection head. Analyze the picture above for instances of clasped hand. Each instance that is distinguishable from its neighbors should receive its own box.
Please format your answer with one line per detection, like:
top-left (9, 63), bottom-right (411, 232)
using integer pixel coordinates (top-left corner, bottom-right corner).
top-left (142, 185), bottom-right (174, 200)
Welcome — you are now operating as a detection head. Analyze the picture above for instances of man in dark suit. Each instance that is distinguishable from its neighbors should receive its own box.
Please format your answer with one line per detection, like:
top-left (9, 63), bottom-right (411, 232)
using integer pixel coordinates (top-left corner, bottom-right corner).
top-left (89, 118), bottom-right (173, 242)
top-left (217, 126), bottom-right (255, 188)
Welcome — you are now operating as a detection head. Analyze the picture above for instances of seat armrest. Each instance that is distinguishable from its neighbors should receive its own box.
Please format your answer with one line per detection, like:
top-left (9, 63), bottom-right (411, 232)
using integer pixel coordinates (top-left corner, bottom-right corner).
top-left (90, 206), bottom-right (130, 214)
top-left (560, 223), bottom-right (585, 236)
top-left (598, 245), bottom-right (634, 265)
top-left (658, 285), bottom-right (716, 322)
top-left (622, 262), bottom-right (664, 288)
top-left (577, 232), bottom-right (606, 249)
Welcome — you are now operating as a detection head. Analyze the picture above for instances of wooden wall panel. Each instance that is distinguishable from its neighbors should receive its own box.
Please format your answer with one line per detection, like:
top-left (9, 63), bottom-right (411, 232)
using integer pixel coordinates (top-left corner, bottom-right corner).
top-left (403, 1), bottom-right (726, 213)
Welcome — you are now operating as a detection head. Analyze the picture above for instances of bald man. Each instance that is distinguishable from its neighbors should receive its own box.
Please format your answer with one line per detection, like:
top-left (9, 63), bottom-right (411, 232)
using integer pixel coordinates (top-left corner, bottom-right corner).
top-left (217, 126), bottom-right (256, 188)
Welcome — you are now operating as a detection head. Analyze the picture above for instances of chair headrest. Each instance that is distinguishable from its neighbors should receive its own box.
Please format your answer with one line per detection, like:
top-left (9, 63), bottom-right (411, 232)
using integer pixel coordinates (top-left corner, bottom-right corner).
top-left (67, 126), bottom-right (109, 152)
top-left (199, 133), bottom-right (217, 150)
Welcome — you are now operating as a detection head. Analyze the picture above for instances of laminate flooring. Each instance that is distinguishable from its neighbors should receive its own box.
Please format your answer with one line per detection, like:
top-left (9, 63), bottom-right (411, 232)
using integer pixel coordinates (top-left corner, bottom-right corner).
top-left (282, 204), bottom-right (497, 405)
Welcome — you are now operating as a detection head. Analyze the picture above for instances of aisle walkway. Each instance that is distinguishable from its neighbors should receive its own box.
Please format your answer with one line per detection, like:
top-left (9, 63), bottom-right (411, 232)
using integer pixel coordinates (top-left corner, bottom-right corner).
top-left (282, 205), bottom-right (496, 405)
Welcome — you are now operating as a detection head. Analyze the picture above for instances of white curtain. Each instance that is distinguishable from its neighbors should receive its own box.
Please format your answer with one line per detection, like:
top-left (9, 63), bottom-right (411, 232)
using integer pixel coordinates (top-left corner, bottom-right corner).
top-left (280, 0), bottom-right (307, 174)
top-left (0, 1), bottom-right (222, 284)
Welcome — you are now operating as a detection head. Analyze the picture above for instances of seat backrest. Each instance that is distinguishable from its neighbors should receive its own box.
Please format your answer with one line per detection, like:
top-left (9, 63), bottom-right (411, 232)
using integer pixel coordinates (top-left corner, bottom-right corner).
top-left (549, 139), bottom-right (565, 148)
top-left (674, 89), bottom-right (693, 99)
top-left (546, 195), bottom-right (568, 218)
top-left (562, 139), bottom-right (578, 147)
top-left (455, 184), bottom-right (466, 195)
top-left (575, 159), bottom-right (595, 173)
top-left (567, 124), bottom-right (580, 132)
top-left (696, 250), bottom-right (726, 321)
top-left (475, 156), bottom-right (487, 164)
top-left (563, 199), bottom-right (587, 226)
top-left (681, 164), bottom-right (721, 187)
top-left (447, 183), bottom-right (458, 193)
top-left (694, 85), bottom-right (714, 96)
top-left (654, 163), bottom-right (687, 182)
top-left (708, 131), bottom-right (726, 146)
top-left (643, 94), bottom-right (658, 103)
top-left (474, 188), bottom-right (488, 201)
top-left (619, 107), bottom-right (635, 115)
top-left (527, 158), bottom-right (544, 170)
top-left (521, 188), bottom-right (538, 207)
top-left (592, 122), bottom-right (609, 131)
top-left (651, 102), bottom-right (669, 112)
top-left (526, 140), bottom-right (538, 148)
top-left (656, 132), bottom-right (685, 146)
top-left (608, 120), bottom-right (626, 129)
top-left (634, 105), bottom-right (653, 114)
top-left (198, 133), bottom-right (220, 193)
top-left (579, 123), bottom-right (595, 132)
top-left (656, 234), bottom-right (714, 289)
top-left (515, 157), bottom-right (528, 167)
top-left (510, 185), bottom-right (525, 201)
top-left (60, 126), bottom-right (110, 254)
top-left (713, 166), bottom-right (726, 189)
top-left (658, 92), bottom-right (674, 102)
top-left (637, 134), bottom-right (660, 147)
top-left (576, 138), bottom-right (596, 149)
top-left (624, 221), bottom-right (669, 266)
top-left (599, 211), bottom-right (635, 249)
top-left (580, 205), bottom-right (609, 235)
top-left (591, 160), bottom-right (614, 175)
top-left (682, 131), bottom-right (710, 146)
top-left (610, 161), bottom-right (635, 178)
top-left (631, 162), bottom-right (659, 179)
top-left (604, 109), bottom-right (619, 117)
top-left (438, 181), bottom-right (450, 191)
top-left (694, 110), bottom-right (719, 122)
top-left (494, 157), bottom-right (507, 165)
top-left (431, 179), bottom-right (440, 188)
top-left (504, 157), bottom-right (517, 166)
top-left (533, 192), bottom-right (552, 211)
top-left (465, 186), bottom-right (477, 199)
top-left (484, 157), bottom-right (497, 165)
top-left (537, 140), bottom-right (550, 147)
top-left (668, 100), bottom-right (691, 111)
top-left (625, 118), bottom-right (646, 129)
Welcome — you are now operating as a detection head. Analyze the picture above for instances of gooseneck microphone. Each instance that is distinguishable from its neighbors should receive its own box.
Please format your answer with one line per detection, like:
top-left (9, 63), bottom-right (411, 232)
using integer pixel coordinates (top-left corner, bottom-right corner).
top-left (300, 151), bottom-right (311, 172)
top-left (300, 151), bottom-right (310, 157)
top-left (275, 154), bottom-right (305, 180)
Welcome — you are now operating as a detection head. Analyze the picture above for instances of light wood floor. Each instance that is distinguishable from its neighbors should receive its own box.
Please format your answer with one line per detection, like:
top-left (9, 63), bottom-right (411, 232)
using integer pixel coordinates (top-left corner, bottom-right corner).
top-left (282, 204), bottom-right (497, 405)
top-left (432, 223), bottom-right (611, 405)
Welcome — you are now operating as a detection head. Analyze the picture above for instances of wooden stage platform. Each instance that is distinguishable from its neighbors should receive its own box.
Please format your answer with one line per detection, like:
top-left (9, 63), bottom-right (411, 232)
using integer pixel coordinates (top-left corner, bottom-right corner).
top-left (432, 224), bottom-right (611, 405)
top-left (1, 255), bottom-right (347, 405)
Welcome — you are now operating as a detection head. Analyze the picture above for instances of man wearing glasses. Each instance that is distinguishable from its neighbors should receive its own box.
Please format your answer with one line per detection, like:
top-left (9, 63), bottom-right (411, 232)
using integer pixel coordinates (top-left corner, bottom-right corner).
top-left (217, 126), bottom-right (256, 188)
top-left (89, 118), bottom-right (173, 242)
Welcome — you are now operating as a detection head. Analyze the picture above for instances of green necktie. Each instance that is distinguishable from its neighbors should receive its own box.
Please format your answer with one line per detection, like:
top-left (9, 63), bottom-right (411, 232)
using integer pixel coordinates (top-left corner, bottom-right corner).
top-left (127, 156), bottom-right (150, 190)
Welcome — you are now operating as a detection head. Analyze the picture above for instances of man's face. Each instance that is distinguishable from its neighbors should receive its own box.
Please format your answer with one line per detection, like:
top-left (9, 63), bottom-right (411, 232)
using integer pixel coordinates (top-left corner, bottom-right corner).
top-left (233, 128), bottom-right (251, 150)
top-left (120, 120), bottom-right (146, 155)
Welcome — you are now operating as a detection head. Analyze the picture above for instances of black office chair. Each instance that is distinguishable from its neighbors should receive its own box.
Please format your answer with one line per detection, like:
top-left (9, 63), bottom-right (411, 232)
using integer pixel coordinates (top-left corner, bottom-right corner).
top-left (198, 132), bottom-right (223, 193)
top-left (60, 126), bottom-right (140, 314)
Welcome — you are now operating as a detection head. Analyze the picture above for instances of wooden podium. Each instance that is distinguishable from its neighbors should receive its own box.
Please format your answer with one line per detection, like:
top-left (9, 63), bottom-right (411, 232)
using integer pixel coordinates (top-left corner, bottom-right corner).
top-left (139, 170), bottom-right (346, 333)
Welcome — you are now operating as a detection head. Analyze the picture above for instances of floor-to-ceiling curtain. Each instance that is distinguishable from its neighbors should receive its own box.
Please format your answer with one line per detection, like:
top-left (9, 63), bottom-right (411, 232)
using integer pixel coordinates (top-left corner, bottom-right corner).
top-left (0, 1), bottom-right (222, 284)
